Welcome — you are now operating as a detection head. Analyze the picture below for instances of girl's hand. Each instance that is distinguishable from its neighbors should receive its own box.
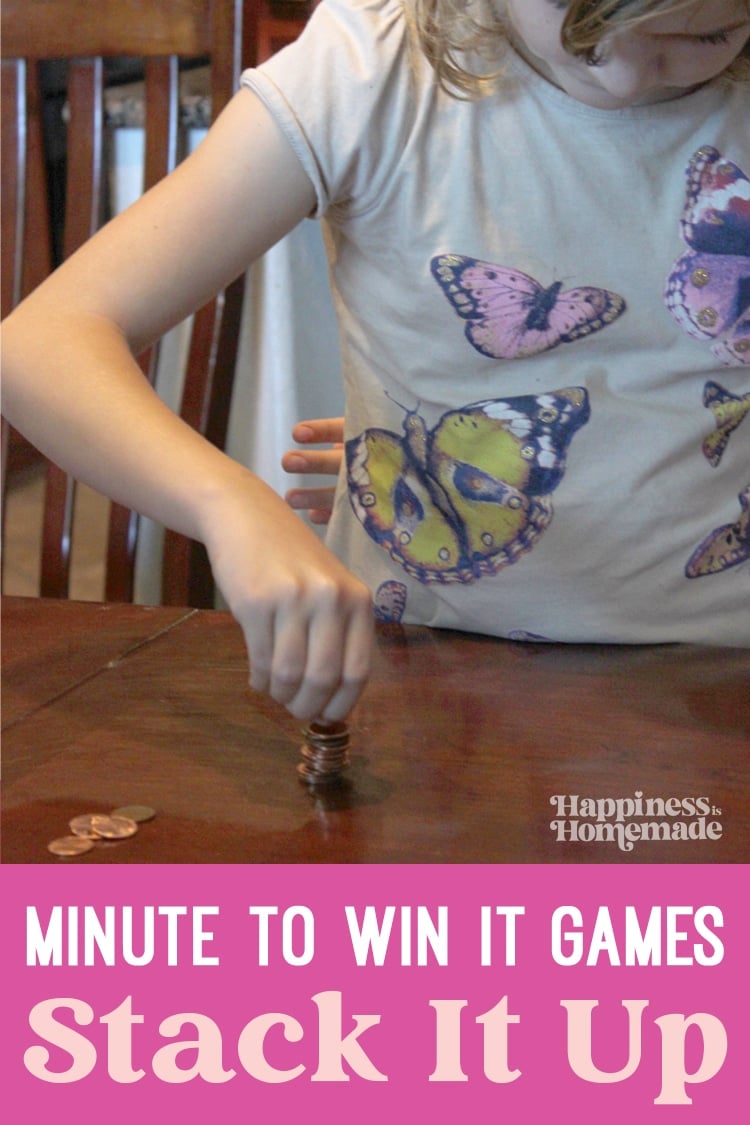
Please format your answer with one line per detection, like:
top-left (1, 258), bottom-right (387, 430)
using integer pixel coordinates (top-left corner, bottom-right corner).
top-left (201, 467), bottom-right (372, 722)
top-left (282, 417), bottom-right (345, 525)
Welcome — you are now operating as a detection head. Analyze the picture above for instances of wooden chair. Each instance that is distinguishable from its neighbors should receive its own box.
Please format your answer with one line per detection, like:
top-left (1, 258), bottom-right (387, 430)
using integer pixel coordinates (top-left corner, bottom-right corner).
top-left (1, 0), bottom-right (245, 607)
top-left (246, 0), bottom-right (314, 64)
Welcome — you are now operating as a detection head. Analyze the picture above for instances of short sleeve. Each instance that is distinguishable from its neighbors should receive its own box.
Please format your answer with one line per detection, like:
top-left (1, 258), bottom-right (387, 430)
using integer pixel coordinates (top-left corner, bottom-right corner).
top-left (241, 0), bottom-right (417, 217)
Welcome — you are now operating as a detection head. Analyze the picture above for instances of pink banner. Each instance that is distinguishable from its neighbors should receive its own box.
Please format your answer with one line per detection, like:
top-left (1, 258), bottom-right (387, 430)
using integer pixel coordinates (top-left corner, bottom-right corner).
top-left (0, 863), bottom-right (745, 1119)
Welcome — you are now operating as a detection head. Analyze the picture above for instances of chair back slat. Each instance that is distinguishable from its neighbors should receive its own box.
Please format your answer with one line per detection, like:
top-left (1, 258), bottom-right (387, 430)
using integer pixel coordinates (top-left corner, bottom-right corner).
top-left (1, 59), bottom-right (54, 317)
top-left (143, 57), bottom-right (180, 187)
top-left (104, 55), bottom-right (181, 603)
top-left (40, 465), bottom-right (75, 598)
top-left (2, 0), bottom-right (244, 608)
top-left (63, 59), bottom-right (106, 255)
top-left (1, 60), bottom-right (25, 317)
top-left (39, 59), bottom-right (106, 598)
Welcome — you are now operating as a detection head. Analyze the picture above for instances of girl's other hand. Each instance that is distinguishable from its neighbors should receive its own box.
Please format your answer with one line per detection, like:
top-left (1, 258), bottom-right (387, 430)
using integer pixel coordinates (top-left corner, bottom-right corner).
top-left (282, 417), bottom-right (345, 525)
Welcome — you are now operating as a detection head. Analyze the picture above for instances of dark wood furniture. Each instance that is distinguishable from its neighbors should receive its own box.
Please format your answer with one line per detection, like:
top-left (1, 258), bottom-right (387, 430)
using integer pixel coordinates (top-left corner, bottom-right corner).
top-left (247, 0), bottom-right (314, 63)
top-left (3, 595), bottom-right (748, 864)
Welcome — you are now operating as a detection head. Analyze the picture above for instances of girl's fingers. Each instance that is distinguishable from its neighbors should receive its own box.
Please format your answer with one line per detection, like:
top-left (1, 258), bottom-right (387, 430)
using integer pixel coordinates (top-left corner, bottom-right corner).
top-left (243, 608), bottom-right (275, 696)
top-left (282, 448), bottom-right (343, 475)
top-left (291, 417), bottom-right (345, 445)
top-left (270, 587), bottom-right (373, 721)
top-left (285, 486), bottom-right (336, 511)
top-left (268, 616), bottom-right (310, 706)
top-left (324, 600), bottom-right (374, 719)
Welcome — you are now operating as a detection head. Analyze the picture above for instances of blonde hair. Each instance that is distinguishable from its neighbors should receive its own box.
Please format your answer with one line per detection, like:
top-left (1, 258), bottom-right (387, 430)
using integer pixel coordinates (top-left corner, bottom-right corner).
top-left (406, 0), bottom-right (750, 98)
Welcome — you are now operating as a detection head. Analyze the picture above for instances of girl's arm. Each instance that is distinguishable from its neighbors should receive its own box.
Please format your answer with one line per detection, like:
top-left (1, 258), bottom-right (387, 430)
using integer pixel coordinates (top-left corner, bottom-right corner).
top-left (1, 89), bottom-right (373, 722)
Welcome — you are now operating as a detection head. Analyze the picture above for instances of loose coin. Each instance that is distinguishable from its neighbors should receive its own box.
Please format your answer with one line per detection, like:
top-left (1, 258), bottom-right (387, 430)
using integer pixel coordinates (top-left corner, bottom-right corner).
top-left (89, 814), bottom-right (138, 839)
top-left (111, 805), bottom-right (156, 823)
top-left (69, 813), bottom-right (106, 838)
top-left (48, 836), bottom-right (94, 857)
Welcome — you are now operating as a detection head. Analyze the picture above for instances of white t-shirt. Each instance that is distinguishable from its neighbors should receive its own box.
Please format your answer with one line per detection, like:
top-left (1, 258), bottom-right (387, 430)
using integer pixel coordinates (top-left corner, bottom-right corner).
top-left (242, 0), bottom-right (750, 645)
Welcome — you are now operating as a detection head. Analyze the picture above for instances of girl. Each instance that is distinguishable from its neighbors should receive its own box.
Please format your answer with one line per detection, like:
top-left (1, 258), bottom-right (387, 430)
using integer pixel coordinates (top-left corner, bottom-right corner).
top-left (3, 1), bottom-right (749, 722)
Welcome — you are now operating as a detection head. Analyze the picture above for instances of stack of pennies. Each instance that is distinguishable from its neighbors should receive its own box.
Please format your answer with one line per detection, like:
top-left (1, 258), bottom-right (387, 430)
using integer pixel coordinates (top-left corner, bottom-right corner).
top-left (298, 719), bottom-right (351, 787)
top-left (47, 805), bottom-right (156, 858)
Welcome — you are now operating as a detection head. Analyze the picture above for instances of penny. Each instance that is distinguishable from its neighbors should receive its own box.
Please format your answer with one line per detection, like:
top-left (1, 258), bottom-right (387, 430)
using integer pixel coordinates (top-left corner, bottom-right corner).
top-left (68, 813), bottom-right (106, 838)
top-left (298, 719), bottom-right (351, 786)
top-left (89, 814), bottom-right (138, 839)
top-left (48, 836), bottom-right (94, 857)
top-left (305, 720), bottom-right (350, 745)
top-left (111, 805), bottom-right (156, 823)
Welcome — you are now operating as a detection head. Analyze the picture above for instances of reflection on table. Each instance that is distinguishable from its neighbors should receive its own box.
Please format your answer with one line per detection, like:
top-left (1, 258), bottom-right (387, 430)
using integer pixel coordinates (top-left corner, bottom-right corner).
top-left (2, 595), bottom-right (748, 864)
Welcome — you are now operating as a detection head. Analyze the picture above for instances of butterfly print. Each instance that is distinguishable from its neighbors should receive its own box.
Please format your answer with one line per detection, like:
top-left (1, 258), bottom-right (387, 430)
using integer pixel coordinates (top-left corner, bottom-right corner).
top-left (711, 306), bottom-right (750, 366)
top-left (373, 581), bottom-right (407, 623)
top-left (701, 380), bottom-right (750, 467)
top-left (431, 254), bottom-right (626, 360)
top-left (664, 146), bottom-right (750, 367)
top-left (346, 387), bottom-right (590, 584)
top-left (685, 485), bottom-right (750, 579)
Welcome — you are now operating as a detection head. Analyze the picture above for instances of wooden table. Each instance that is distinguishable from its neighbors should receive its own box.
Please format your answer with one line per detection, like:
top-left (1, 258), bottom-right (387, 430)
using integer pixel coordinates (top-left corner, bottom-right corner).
top-left (2, 595), bottom-right (748, 864)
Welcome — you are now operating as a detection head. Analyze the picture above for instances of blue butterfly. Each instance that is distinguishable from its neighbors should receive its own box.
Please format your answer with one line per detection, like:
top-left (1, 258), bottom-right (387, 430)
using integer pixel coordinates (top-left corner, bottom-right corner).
top-left (686, 485), bottom-right (750, 578)
top-left (373, 581), bottom-right (407, 623)
top-left (664, 146), bottom-right (750, 367)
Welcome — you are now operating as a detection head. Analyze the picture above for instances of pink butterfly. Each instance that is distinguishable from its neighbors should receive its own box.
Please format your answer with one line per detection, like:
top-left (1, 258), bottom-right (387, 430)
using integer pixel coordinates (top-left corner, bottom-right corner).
top-left (431, 254), bottom-right (626, 359)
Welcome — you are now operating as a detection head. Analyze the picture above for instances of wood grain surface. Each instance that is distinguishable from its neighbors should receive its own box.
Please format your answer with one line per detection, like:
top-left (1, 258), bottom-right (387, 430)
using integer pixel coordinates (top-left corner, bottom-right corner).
top-left (3, 596), bottom-right (748, 864)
